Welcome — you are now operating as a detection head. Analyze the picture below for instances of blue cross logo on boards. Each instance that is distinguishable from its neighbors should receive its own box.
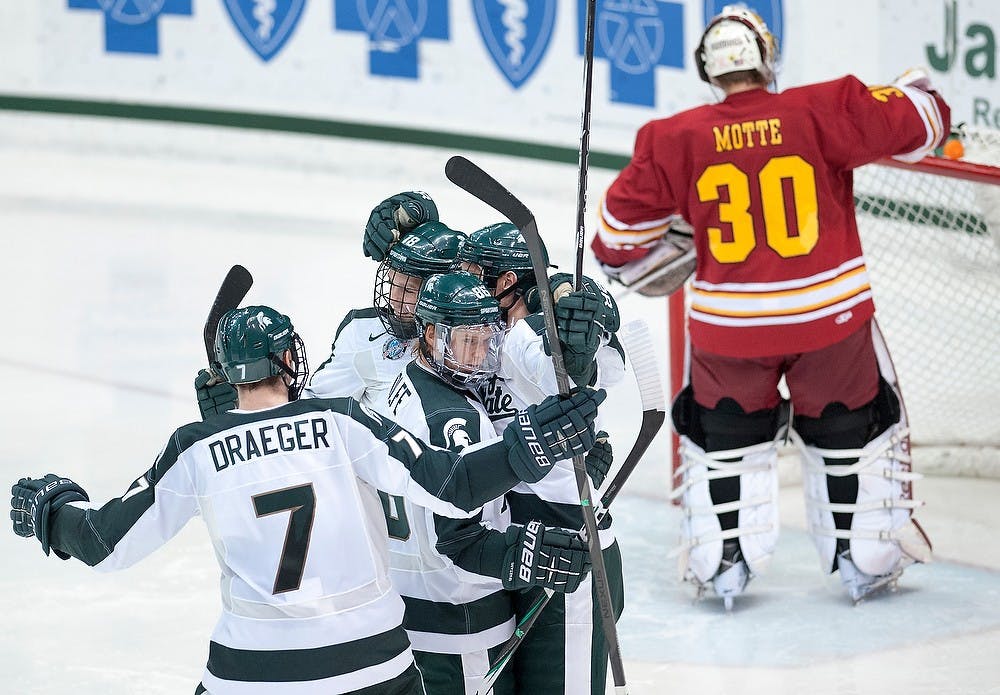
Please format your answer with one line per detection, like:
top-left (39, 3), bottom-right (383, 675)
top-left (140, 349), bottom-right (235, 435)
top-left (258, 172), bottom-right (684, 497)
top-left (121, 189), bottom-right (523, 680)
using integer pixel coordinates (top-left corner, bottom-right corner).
top-left (473, 0), bottom-right (556, 90)
top-left (67, 0), bottom-right (193, 55)
top-left (334, 0), bottom-right (449, 79)
top-left (224, 0), bottom-right (306, 62)
top-left (580, 0), bottom-right (685, 107)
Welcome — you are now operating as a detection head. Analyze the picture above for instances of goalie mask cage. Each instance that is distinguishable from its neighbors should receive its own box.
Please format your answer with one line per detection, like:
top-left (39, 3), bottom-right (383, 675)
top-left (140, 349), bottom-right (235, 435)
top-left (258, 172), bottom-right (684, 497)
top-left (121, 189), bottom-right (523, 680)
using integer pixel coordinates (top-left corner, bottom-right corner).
top-left (668, 126), bottom-right (1000, 481)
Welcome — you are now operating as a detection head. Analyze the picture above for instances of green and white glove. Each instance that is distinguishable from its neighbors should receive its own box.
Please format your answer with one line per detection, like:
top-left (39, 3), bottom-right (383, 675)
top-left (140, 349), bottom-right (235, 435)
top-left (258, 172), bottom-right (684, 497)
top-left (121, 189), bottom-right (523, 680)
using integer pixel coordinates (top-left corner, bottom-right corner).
top-left (195, 368), bottom-right (237, 419)
top-left (362, 191), bottom-right (439, 261)
top-left (11, 474), bottom-right (89, 558)
top-left (503, 388), bottom-right (606, 483)
top-left (501, 520), bottom-right (592, 593)
top-left (529, 273), bottom-right (620, 387)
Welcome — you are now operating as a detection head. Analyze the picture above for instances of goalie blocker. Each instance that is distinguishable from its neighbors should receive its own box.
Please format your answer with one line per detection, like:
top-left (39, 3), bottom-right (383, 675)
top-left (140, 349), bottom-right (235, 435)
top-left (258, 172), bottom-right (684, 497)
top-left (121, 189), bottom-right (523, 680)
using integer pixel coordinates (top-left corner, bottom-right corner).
top-left (600, 221), bottom-right (695, 297)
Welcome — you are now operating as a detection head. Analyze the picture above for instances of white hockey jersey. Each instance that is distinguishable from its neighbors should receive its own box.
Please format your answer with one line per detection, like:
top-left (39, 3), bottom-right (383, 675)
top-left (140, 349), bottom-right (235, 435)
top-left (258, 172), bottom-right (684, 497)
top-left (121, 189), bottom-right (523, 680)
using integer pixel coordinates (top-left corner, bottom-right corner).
top-left (49, 398), bottom-right (525, 695)
top-left (380, 361), bottom-right (515, 655)
top-left (480, 313), bottom-right (627, 548)
top-left (304, 308), bottom-right (415, 409)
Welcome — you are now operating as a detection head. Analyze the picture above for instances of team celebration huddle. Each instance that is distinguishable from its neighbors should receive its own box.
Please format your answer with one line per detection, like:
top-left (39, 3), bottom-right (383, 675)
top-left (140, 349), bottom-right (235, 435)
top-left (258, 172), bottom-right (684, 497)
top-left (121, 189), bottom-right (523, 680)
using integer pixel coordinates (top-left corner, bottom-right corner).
top-left (9, 5), bottom-right (950, 695)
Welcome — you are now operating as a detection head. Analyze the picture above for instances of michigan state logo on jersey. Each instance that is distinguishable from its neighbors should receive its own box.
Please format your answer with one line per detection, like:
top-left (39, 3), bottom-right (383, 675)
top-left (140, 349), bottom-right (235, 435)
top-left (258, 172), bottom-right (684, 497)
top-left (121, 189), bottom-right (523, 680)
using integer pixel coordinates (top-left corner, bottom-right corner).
top-left (479, 375), bottom-right (518, 422)
top-left (383, 337), bottom-right (407, 360)
top-left (443, 417), bottom-right (472, 450)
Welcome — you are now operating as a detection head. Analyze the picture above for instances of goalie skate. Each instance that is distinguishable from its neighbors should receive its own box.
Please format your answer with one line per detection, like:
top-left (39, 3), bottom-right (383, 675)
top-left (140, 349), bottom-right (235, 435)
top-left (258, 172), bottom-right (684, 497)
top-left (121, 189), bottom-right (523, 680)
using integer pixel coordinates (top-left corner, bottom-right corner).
top-left (837, 549), bottom-right (902, 604)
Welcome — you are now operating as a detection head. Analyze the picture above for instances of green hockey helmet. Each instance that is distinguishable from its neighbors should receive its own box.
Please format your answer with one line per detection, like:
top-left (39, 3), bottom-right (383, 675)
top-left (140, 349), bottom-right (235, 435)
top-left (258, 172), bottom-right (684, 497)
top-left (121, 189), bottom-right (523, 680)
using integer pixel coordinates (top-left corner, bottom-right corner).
top-left (415, 272), bottom-right (504, 389)
top-left (375, 221), bottom-right (466, 340)
top-left (213, 305), bottom-right (309, 400)
top-left (458, 222), bottom-right (549, 309)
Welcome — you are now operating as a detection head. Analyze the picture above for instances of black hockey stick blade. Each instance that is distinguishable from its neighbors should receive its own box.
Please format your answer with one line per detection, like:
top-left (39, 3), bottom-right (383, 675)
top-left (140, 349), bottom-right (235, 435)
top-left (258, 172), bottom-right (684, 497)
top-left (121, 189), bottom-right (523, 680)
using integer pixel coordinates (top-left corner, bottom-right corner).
top-left (203, 265), bottom-right (253, 372)
top-left (445, 156), bottom-right (534, 232)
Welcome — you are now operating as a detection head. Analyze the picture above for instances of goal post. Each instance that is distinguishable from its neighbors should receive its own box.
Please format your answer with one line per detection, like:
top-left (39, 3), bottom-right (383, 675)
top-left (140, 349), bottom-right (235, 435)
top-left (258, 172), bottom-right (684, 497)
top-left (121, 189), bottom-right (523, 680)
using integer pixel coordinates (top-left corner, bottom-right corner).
top-left (668, 126), bottom-right (1000, 485)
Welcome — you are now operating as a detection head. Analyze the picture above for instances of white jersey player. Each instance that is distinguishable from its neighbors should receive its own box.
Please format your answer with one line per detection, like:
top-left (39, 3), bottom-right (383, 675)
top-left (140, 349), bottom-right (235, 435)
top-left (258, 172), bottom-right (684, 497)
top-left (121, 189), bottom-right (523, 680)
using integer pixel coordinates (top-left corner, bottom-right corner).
top-left (10, 304), bottom-right (604, 695)
top-left (458, 223), bottom-right (628, 695)
top-left (380, 272), bottom-right (594, 695)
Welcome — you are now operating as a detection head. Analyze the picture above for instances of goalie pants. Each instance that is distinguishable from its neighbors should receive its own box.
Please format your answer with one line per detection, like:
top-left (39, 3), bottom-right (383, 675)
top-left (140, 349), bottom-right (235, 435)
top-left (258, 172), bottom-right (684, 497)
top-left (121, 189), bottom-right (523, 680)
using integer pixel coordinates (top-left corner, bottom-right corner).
top-left (511, 540), bottom-right (625, 695)
top-left (689, 321), bottom-right (880, 417)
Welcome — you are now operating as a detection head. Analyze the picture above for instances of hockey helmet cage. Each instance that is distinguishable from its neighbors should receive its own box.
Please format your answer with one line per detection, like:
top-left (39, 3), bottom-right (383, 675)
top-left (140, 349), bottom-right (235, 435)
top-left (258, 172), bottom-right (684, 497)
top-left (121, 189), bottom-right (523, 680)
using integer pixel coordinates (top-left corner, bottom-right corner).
top-left (375, 221), bottom-right (467, 340)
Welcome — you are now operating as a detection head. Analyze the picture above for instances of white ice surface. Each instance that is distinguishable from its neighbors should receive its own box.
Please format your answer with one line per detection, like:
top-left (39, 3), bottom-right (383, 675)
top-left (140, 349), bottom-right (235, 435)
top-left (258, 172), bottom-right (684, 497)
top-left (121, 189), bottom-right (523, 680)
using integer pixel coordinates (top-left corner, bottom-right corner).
top-left (1, 113), bottom-right (998, 695)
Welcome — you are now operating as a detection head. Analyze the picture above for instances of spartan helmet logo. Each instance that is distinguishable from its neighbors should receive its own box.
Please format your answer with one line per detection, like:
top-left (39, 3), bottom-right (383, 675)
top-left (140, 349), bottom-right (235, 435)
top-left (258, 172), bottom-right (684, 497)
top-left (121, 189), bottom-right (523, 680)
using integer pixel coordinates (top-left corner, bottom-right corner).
top-left (443, 417), bottom-right (472, 450)
top-left (250, 311), bottom-right (273, 330)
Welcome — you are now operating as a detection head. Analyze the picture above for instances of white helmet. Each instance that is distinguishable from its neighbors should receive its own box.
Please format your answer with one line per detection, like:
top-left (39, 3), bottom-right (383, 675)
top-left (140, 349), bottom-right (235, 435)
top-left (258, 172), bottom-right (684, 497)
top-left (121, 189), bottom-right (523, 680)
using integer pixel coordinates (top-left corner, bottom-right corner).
top-left (695, 4), bottom-right (778, 86)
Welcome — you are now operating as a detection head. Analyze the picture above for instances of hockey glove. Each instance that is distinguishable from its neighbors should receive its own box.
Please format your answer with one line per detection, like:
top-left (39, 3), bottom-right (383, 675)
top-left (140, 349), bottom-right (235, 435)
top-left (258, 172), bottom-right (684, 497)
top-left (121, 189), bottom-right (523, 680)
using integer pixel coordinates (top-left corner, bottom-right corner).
top-left (11, 474), bottom-right (89, 559)
top-left (503, 388), bottom-right (606, 483)
top-left (529, 273), bottom-right (620, 387)
top-left (585, 430), bottom-right (612, 489)
top-left (526, 273), bottom-right (621, 333)
top-left (195, 368), bottom-right (237, 419)
top-left (362, 191), bottom-right (439, 261)
top-left (502, 520), bottom-right (592, 593)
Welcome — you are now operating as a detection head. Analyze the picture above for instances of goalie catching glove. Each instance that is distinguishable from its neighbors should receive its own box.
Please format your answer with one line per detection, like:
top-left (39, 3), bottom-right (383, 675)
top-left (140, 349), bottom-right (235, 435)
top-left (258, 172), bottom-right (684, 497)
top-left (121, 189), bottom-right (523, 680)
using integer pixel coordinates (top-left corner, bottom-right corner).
top-left (363, 191), bottom-right (439, 261)
top-left (10, 474), bottom-right (89, 559)
top-left (601, 221), bottom-right (695, 297)
top-left (503, 388), bottom-right (606, 483)
top-left (502, 520), bottom-right (591, 592)
top-left (195, 368), bottom-right (238, 419)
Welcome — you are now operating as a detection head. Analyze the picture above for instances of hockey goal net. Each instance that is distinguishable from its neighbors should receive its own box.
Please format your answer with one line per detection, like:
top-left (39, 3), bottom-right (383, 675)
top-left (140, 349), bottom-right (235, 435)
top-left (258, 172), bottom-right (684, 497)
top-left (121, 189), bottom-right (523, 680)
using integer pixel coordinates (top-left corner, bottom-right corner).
top-left (668, 126), bottom-right (1000, 478)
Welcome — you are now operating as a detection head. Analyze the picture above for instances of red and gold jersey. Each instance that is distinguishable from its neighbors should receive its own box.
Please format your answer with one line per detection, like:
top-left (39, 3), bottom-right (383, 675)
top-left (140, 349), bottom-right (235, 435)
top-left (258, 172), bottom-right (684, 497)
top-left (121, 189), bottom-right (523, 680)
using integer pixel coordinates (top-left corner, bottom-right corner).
top-left (594, 76), bottom-right (949, 357)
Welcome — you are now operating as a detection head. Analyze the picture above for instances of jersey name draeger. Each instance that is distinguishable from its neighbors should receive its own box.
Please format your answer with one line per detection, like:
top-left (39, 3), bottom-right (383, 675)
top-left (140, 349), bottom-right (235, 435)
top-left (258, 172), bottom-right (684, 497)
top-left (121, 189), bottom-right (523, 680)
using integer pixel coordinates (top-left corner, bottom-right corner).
top-left (208, 417), bottom-right (331, 472)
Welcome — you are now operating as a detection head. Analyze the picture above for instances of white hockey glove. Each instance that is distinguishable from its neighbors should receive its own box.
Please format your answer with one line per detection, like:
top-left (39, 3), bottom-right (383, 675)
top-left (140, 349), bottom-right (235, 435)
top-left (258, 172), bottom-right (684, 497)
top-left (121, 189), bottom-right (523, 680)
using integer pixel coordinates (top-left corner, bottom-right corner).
top-left (602, 221), bottom-right (695, 297)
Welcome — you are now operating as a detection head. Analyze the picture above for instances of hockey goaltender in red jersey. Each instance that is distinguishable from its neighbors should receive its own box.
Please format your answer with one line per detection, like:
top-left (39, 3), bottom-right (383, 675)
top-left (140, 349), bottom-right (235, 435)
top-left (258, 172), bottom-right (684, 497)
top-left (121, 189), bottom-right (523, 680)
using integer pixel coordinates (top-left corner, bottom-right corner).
top-left (593, 5), bottom-right (946, 607)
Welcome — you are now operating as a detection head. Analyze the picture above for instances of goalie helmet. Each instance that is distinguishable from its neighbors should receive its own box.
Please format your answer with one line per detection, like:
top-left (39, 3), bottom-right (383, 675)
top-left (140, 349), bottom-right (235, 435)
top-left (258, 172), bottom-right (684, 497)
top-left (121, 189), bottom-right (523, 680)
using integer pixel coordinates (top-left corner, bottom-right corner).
top-left (458, 222), bottom-right (549, 311)
top-left (415, 272), bottom-right (504, 389)
top-left (214, 305), bottom-right (309, 400)
top-left (374, 221), bottom-right (466, 340)
top-left (695, 4), bottom-right (778, 86)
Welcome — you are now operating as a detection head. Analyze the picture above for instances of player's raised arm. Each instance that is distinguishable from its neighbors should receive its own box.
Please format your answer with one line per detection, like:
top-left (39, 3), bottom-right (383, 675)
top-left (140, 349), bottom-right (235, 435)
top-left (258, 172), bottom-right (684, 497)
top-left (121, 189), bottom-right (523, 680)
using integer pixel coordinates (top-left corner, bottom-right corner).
top-left (337, 387), bottom-right (606, 517)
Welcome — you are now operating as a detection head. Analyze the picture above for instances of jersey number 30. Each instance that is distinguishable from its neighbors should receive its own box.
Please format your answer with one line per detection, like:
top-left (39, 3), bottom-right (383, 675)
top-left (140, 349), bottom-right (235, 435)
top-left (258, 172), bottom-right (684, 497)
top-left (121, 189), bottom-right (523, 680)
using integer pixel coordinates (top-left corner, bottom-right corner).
top-left (697, 154), bottom-right (819, 263)
top-left (253, 484), bottom-right (316, 594)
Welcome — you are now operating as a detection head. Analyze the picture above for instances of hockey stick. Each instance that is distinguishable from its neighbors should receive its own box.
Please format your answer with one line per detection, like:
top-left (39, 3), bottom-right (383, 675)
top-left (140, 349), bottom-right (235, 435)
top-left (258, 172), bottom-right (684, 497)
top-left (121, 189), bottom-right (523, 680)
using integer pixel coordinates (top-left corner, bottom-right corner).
top-left (445, 155), bottom-right (629, 694)
top-left (473, 319), bottom-right (666, 694)
top-left (203, 265), bottom-right (253, 383)
top-left (574, 0), bottom-right (597, 288)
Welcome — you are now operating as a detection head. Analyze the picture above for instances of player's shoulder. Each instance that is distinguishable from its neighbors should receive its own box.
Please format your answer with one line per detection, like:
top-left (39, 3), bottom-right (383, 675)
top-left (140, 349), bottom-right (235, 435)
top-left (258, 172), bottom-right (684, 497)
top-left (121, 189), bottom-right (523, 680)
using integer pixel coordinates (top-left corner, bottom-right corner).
top-left (782, 75), bottom-right (866, 101)
top-left (333, 307), bottom-right (386, 343)
top-left (405, 362), bottom-right (479, 420)
top-left (519, 313), bottom-right (547, 337)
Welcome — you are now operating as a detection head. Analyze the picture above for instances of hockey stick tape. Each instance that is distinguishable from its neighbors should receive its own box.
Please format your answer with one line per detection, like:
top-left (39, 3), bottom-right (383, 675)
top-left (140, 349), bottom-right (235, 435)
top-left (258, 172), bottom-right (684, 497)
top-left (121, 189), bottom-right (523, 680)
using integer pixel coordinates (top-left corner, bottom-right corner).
top-left (619, 320), bottom-right (665, 411)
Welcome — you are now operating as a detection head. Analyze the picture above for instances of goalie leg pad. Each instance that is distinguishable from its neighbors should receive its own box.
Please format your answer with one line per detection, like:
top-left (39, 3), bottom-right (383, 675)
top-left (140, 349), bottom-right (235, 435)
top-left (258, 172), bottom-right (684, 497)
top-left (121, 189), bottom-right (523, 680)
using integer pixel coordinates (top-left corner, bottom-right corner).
top-left (793, 378), bottom-right (928, 579)
top-left (673, 437), bottom-right (781, 586)
top-left (671, 390), bottom-right (786, 590)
